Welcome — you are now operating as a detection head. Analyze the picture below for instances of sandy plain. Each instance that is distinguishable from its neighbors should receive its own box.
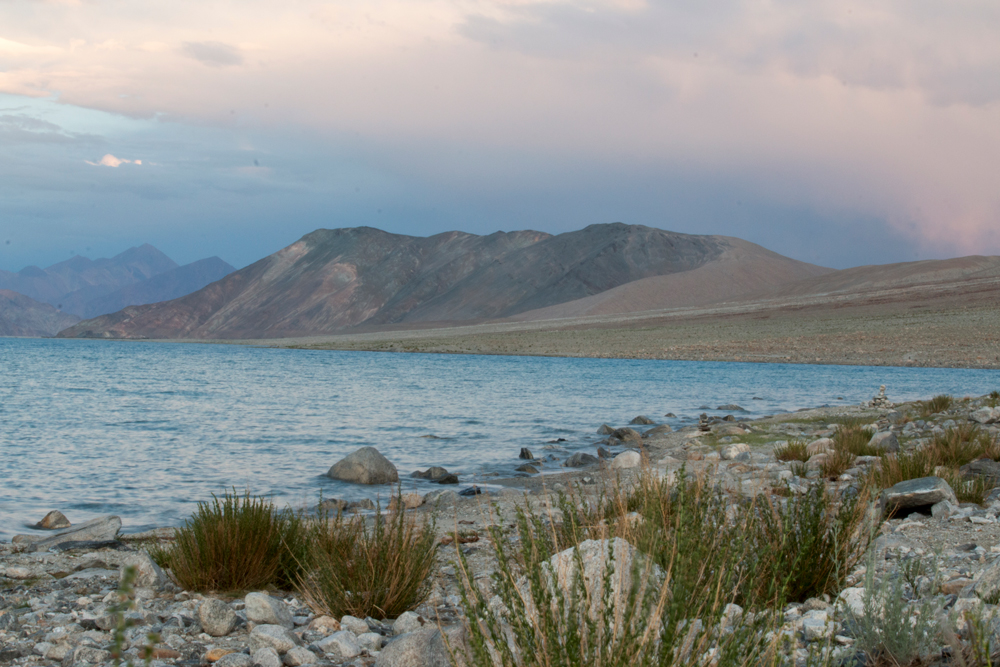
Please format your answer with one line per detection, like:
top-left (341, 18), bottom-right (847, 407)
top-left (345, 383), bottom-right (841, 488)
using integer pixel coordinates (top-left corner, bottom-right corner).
top-left (240, 272), bottom-right (1000, 369)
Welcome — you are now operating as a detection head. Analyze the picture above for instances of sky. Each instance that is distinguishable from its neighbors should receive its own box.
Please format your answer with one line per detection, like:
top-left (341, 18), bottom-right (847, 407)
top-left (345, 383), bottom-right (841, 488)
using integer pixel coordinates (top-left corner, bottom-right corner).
top-left (1, 0), bottom-right (999, 272)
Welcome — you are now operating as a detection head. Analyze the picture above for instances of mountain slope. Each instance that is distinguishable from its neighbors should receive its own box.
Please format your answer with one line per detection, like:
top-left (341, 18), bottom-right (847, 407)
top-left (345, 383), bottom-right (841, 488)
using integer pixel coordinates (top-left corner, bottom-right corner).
top-left (57, 224), bottom-right (831, 340)
top-left (0, 290), bottom-right (80, 337)
top-left (0, 244), bottom-right (178, 308)
top-left (68, 257), bottom-right (236, 319)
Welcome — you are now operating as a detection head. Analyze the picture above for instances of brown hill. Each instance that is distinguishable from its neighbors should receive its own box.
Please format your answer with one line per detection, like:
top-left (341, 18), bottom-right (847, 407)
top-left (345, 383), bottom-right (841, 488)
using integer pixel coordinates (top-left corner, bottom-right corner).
top-left (0, 290), bottom-right (80, 337)
top-left (58, 224), bottom-right (828, 340)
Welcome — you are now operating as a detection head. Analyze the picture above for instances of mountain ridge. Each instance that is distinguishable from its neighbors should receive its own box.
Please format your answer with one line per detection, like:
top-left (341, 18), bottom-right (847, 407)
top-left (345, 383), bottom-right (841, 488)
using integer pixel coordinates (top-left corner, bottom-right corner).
top-left (57, 223), bottom-right (830, 340)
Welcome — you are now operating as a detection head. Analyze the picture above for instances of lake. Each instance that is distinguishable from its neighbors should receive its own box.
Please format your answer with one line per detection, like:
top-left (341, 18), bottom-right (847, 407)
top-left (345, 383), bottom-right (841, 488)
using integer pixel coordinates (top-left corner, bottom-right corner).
top-left (1, 337), bottom-right (998, 539)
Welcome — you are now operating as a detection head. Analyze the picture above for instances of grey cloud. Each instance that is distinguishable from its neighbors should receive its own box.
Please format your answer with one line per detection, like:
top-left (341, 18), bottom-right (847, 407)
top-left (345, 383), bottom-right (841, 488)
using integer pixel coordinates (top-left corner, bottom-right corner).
top-left (180, 41), bottom-right (244, 67)
top-left (0, 114), bottom-right (102, 144)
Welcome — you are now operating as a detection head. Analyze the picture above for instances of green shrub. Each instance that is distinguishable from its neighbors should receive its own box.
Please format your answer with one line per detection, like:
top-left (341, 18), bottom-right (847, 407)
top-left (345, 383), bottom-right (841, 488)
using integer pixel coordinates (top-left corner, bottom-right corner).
top-left (454, 471), bottom-right (875, 666)
top-left (163, 489), bottom-right (308, 592)
top-left (930, 424), bottom-right (1000, 468)
top-left (820, 448), bottom-right (856, 479)
top-left (939, 469), bottom-right (993, 505)
top-left (297, 503), bottom-right (436, 619)
top-left (871, 450), bottom-right (936, 489)
top-left (833, 420), bottom-right (881, 457)
top-left (774, 440), bottom-right (809, 463)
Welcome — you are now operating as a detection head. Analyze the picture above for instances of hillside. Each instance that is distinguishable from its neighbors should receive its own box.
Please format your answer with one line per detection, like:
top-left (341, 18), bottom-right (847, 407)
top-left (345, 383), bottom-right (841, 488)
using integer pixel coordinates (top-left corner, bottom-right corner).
top-left (0, 291), bottom-right (80, 337)
top-left (58, 224), bottom-right (830, 340)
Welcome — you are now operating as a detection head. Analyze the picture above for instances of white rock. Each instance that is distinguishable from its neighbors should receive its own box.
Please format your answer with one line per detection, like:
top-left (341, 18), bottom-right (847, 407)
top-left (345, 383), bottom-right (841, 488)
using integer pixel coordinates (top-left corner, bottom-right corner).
top-left (611, 450), bottom-right (642, 470)
top-left (120, 553), bottom-right (168, 589)
top-left (971, 407), bottom-right (999, 424)
top-left (393, 611), bottom-right (425, 635)
top-left (316, 630), bottom-right (361, 659)
top-left (836, 588), bottom-right (865, 617)
top-left (246, 593), bottom-right (294, 629)
top-left (803, 618), bottom-right (833, 641)
top-left (199, 598), bottom-right (239, 637)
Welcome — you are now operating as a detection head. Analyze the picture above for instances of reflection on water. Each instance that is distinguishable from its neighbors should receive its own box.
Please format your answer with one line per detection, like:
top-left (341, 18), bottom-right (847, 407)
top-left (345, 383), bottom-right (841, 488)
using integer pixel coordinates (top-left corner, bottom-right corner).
top-left (1, 338), bottom-right (998, 538)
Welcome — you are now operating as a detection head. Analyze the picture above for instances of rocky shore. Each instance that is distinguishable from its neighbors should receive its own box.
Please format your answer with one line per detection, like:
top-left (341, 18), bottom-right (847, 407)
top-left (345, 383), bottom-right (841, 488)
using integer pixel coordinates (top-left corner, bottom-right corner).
top-left (4, 389), bottom-right (1000, 666)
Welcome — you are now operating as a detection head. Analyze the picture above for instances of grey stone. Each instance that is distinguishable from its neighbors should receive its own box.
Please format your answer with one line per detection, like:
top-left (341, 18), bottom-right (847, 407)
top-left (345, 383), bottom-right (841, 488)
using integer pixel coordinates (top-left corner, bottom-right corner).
top-left (717, 404), bottom-right (746, 411)
top-left (28, 515), bottom-right (121, 552)
top-left (217, 652), bottom-right (254, 667)
top-left (597, 424), bottom-right (615, 435)
top-left (283, 647), bottom-right (318, 666)
top-left (971, 407), bottom-right (999, 424)
top-left (250, 625), bottom-right (301, 655)
top-left (73, 646), bottom-right (112, 663)
top-left (411, 467), bottom-right (449, 481)
top-left (720, 443), bottom-right (749, 460)
top-left (564, 452), bottom-right (599, 467)
top-left (961, 459), bottom-right (1000, 485)
top-left (976, 558), bottom-right (1000, 603)
top-left (868, 431), bottom-right (900, 454)
top-left (880, 477), bottom-right (957, 516)
top-left (199, 598), bottom-right (239, 637)
top-left (36, 510), bottom-right (71, 530)
top-left (392, 611), bottom-right (425, 636)
top-left (518, 448), bottom-right (534, 460)
top-left (316, 630), bottom-right (361, 658)
top-left (515, 463), bottom-right (539, 474)
top-left (345, 498), bottom-right (376, 511)
top-left (643, 424), bottom-right (673, 437)
top-left (423, 489), bottom-right (460, 505)
top-left (246, 593), bottom-right (294, 629)
top-left (612, 427), bottom-right (642, 445)
top-left (120, 552), bottom-right (168, 589)
top-left (375, 626), bottom-right (469, 667)
top-left (327, 447), bottom-right (399, 485)
top-left (252, 647), bottom-right (283, 667)
top-left (629, 415), bottom-right (655, 425)
top-left (931, 500), bottom-right (957, 519)
top-left (340, 615), bottom-right (369, 635)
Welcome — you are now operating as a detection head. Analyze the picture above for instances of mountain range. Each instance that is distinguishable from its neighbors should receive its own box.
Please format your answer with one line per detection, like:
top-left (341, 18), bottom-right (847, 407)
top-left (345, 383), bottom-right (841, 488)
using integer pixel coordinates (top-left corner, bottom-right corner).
top-left (0, 246), bottom-right (235, 336)
top-left (56, 224), bottom-right (830, 339)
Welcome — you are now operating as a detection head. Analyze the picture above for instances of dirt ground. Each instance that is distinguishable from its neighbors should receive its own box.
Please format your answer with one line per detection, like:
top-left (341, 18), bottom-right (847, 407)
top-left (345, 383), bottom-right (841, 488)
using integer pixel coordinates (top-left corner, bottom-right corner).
top-left (244, 280), bottom-right (1000, 369)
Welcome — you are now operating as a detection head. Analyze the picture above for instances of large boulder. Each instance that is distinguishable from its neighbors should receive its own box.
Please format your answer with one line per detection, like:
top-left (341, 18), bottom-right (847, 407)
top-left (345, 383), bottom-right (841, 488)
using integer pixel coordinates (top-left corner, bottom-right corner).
top-left (961, 459), bottom-right (1000, 486)
top-left (564, 452), bottom-right (599, 468)
top-left (611, 427), bottom-right (642, 445)
top-left (630, 416), bottom-right (655, 425)
top-left (971, 407), bottom-right (999, 424)
top-left (27, 515), bottom-right (121, 552)
top-left (327, 447), bottom-right (399, 485)
top-left (611, 450), bottom-right (641, 470)
top-left (35, 511), bottom-right (70, 530)
top-left (375, 626), bottom-right (469, 667)
top-left (199, 599), bottom-right (239, 637)
top-left (880, 477), bottom-right (957, 517)
top-left (245, 593), bottom-right (294, 629)
top-left (120, 553), bottom-right (168, 589)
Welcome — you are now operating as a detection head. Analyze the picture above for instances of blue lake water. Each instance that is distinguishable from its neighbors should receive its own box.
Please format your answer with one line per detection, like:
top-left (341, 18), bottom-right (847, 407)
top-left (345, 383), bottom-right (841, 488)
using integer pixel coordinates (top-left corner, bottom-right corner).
top-left (1, 337), bottom-right (999, 539)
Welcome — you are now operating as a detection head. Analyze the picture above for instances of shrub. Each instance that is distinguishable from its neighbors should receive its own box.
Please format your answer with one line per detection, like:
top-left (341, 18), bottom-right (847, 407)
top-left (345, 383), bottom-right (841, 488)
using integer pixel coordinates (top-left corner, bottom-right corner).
top-left (820, 449), bottom-right (856, 479)
top-left (774, 440), bottom-right (809, 462)
top-left (929, 424), bottom-right (1000, 468)
top-left (871, 450), bottom-right (936, 489)
top-left (297, 502), bottom-right (437, 619)
top-left (920, 394), bottom-right (953, 418)
top-left (833, 420), bottom-right (881, 457)
top-left (939, 469), bottom-right (993, 505)
top-left (163, 489), bottom-right (308, 592)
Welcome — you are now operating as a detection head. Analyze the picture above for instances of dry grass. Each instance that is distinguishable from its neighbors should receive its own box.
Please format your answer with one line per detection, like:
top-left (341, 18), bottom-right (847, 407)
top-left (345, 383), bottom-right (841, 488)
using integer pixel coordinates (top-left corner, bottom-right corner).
top-left (820, 448), bottom-right (857, 479)
top-left (920, 394), bottom-right (954, 418)
top-left (773, 440), bottom-right (809, 462)
top-left (929, 424), bottom-right (1000, 468)
top-left (163, 490), bottom-right (308, 592)
top-left (833, 420), bottom-right (882, 457)
top-left (297, 503), bottom-right (437, 619)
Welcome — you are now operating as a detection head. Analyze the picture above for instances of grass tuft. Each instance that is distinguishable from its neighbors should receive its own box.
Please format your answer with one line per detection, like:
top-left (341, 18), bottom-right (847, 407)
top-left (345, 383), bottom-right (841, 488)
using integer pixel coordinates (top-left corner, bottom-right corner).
top-left (297, 502), bottom-right (437, 619)
top-left (774, 440), bottom-right (809, 462)
top-left (920, 394), bottom-right (953, 418)
top-left (161, 489), bottom-right (308, 592)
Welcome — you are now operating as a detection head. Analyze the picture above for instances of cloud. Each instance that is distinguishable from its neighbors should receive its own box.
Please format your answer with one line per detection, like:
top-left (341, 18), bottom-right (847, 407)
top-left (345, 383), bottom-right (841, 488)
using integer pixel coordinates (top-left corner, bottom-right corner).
top-left (85, 154), bottom-right (141, 167)
top-left (180, 41), bottom-right (243, 67)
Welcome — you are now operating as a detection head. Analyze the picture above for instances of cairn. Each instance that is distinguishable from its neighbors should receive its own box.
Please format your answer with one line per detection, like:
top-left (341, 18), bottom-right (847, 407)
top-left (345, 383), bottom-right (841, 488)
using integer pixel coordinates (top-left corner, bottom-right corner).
top-left (866, 385), bottom-right (894, 409)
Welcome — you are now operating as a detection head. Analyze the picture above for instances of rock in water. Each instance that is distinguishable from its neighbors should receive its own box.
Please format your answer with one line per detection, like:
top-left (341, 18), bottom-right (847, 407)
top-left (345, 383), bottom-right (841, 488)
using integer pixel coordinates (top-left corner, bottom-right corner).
top-left (611, 427), bottom-right (642, 445)
top-left (28, 515), bottom-right (121, 552)
top-left (629, 416), bottom-right (654, 425)
top-left (564, 452), bottom-right (599, 467)
top-left (35, 511), bottom-right (71, 530)
top-left (716, 404), bottom-right (746, 412)
top-left (515, 464), bottom-right (539, 474)
top-left (411, 467), bottom-right (449, 481)
top-left (880, 477), bottom-right (957, 517)
top-left (597, 424), bottom-right (615, 435)
top-left (518, 448), bottom-right (534, 460)
top-left (327, 447), bottom-right (399, 485)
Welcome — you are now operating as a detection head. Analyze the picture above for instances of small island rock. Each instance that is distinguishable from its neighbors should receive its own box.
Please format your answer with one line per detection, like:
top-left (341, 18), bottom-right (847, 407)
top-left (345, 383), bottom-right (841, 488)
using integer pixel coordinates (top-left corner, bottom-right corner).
top-left (327, 447), bottom-right (399, 485)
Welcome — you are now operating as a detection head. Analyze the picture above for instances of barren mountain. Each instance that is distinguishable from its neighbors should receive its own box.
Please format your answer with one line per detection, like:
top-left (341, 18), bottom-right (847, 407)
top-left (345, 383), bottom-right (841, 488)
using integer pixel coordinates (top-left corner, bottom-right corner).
top-left (0, 244), bottom-right (178, 307)
top-left (0, 291), bottom-right (80, 337)
top-left (59, 224), bottom-right (828, 340)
